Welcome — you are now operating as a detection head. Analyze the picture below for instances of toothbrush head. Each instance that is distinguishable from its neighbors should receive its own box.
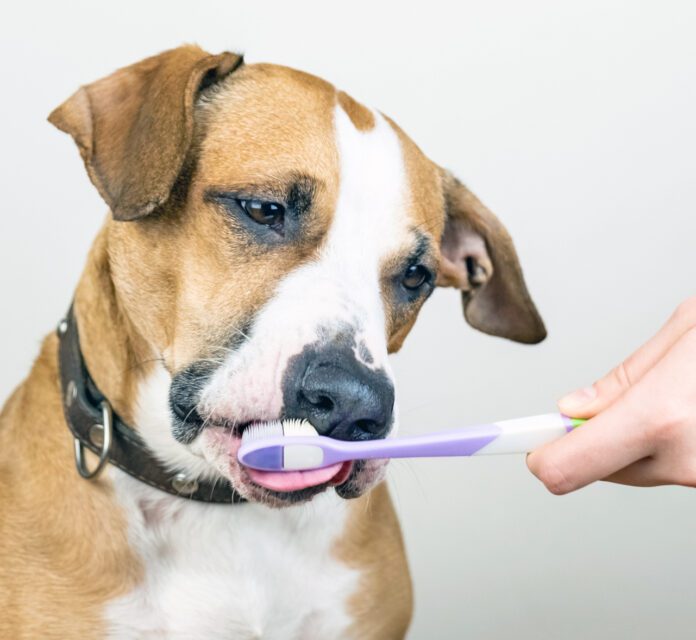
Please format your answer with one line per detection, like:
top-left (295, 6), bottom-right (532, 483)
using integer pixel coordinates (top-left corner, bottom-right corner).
top-left (239, 419), bottom-right (327, 471)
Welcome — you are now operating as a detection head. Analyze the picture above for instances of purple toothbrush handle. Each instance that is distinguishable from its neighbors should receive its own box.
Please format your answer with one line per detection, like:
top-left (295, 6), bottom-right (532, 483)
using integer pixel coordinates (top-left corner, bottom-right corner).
top-left (319, 424), bottom-right (502, 464)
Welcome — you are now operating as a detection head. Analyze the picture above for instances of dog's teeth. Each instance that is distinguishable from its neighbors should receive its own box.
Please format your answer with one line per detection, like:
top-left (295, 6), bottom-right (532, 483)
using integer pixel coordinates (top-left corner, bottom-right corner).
top-left (282, 419), bottom-right (319, 437)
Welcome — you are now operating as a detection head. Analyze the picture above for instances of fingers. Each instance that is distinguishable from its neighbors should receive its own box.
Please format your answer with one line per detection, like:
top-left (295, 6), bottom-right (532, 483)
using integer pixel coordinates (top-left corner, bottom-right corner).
top-left (559, 296), bottom-right (696, 419)
top-left (602, 458), bottom-right (663, 487)
top-left (530, 326), bottom-right (696, 494)
top-left (604, 451), bottom-right (696, 488)
top-left (527, 385), bottom-right (654, 494)
top-left (558, 363), bottom-right (632, 419)
top-left (534, 448), bottom-right (696, 491)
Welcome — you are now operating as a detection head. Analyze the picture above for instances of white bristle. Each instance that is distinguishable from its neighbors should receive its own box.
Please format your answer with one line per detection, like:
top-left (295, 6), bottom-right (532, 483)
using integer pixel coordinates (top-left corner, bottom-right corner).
top-left (241, 419), bottom-right (318, 443)
top-left (282, 419), bottom-right (319, 437)
top-left (241, 421), bottom-right (284, 443)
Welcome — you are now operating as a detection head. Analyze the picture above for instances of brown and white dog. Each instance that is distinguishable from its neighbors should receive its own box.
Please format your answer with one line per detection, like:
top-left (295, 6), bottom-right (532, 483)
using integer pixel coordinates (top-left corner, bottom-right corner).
top-left (0, 45), bottom-right (545, 639)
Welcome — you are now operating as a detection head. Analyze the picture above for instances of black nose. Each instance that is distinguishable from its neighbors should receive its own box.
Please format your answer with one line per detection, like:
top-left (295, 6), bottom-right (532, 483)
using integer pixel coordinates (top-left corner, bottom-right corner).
top-left (283, 347), bottom-right (394, 441)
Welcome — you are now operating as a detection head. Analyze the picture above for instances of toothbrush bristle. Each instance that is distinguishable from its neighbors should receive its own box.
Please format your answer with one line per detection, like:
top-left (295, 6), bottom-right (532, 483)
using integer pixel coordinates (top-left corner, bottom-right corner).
top-left (241, 421), bottom-right (284, 443)
top-left (241, 419), bottom-right (318, 443)
top-left (282, 419), bottom-right (319, 437)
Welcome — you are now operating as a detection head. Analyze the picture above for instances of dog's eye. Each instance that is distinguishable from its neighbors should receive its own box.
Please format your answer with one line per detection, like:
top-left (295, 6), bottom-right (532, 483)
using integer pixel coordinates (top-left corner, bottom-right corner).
top-left (237, 199), bottom-right (285, 227)
top-left (402, 264), bottom-right (430, 290)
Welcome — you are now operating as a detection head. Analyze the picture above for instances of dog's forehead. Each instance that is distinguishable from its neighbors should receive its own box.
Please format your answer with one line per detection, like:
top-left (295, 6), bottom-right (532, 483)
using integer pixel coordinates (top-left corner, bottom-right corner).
top-left (196, 63), bottom-right (445, 244)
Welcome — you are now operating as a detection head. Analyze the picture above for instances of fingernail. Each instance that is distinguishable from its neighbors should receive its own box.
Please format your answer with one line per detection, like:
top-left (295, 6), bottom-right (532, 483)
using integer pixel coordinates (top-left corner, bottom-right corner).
top-left (559, 386), bottom-right (597, 411)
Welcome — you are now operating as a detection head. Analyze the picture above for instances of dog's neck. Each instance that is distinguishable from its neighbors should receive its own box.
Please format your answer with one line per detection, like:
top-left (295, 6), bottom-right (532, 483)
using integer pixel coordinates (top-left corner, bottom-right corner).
top-left (72, 223), bottom-right (153, 427)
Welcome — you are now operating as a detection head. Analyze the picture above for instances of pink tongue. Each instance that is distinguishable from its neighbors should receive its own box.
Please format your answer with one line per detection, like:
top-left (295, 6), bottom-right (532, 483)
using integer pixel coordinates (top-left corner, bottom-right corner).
top-left (247, 463), bottom-right (344, 492)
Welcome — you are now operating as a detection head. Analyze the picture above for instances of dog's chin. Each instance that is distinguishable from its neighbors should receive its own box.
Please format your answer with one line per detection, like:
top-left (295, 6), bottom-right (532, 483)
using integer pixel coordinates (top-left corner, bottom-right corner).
top-left (198, 426), bottom-right (388, 507)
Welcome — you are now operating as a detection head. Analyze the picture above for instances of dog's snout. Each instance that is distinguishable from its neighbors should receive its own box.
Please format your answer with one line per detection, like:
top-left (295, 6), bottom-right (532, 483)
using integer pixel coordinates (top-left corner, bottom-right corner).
top-left (284, 347), bottom-right (394, 441)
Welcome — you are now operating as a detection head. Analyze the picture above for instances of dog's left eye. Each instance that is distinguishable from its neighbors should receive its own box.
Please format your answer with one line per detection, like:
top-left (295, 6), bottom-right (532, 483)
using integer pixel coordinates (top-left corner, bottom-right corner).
top-left (237, 199), bottom-right (285, 227)
top-left (402, 264), bottom-right (430, 290)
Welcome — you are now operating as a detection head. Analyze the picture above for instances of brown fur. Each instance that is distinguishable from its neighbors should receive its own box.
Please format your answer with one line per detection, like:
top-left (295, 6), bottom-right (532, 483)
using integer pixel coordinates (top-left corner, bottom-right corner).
top-left (0, 44), bottom-right (546, 637)
top-left (48, 45), bottom-right (243, 221)
top-left (0, 335), bottom-right (140, 639)
top-left (438, 173), bottom-right (546, 344)
top-left (337, 90), bottom-right (376, 131)
top-left (337, 484), bottom-right (413, 639)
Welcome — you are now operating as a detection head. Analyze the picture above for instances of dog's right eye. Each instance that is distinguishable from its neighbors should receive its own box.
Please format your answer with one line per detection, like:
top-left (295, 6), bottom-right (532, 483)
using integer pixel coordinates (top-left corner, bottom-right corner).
top-left (237, 199), bottom-right (285, 228)
top-left (402, 264), bottom-right (431, 290)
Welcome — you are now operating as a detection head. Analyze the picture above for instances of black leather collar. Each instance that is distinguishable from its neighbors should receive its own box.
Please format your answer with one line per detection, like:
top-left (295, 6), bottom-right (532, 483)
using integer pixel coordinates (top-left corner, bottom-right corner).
top-left (57, 305), bottom-right (245, 504)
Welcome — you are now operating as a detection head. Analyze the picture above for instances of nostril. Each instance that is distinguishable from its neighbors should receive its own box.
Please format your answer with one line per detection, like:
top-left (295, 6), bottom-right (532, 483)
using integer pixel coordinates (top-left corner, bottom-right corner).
top-left (300, 391), bottom-right (335, 413)
top-left (354, 419), bottom-right (380, 434)
top-left (314, 395), bottom-right (334, 412)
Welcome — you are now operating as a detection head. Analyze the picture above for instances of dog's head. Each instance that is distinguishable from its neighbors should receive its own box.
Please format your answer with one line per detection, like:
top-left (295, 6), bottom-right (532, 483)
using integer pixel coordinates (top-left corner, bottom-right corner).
top-left (50, 46), bottom-right (545, 506)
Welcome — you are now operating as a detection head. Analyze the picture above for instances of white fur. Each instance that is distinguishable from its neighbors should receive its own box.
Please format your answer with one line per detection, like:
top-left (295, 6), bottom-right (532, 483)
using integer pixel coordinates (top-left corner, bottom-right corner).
top-left (105, 470), bottom-right (359, 640)
top-left (135, 364), bottom-right (218, 480)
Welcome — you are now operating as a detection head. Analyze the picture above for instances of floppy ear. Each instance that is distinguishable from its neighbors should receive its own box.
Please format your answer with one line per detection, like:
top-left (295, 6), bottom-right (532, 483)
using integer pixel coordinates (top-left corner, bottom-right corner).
top-left (437, 172), bottom-right (547, 344)
top-left (48, 45), bottom-right (243, 221)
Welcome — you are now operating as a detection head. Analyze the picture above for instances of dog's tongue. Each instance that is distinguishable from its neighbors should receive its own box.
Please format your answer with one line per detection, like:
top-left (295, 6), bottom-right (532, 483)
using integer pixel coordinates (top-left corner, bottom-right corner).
top-left (247, 463), bottom-right (345, 492)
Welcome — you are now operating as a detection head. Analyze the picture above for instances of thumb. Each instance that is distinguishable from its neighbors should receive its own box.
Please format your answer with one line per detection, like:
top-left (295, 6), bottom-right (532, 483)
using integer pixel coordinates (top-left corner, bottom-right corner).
top-left (558, 364), bottom-right (630, 418)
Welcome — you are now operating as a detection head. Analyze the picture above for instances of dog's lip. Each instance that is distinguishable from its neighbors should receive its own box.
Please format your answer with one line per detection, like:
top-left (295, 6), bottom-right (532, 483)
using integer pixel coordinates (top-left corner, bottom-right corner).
top-left (205, 419), bottom-right (253, 437)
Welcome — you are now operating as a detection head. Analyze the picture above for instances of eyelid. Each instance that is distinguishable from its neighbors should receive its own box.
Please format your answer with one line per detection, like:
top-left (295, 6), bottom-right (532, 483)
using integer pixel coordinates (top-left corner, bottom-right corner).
top-left (213, 192), bottom-right (281, 204)
top-left (206, 188), bottom-right (288, 205)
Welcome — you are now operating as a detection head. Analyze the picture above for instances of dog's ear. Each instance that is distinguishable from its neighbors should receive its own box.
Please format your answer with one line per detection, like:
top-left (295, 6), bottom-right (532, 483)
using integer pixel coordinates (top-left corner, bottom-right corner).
top-left (437, 171), bottom-right (546, 344)
top-left (48, 45), bottom-right (243, 221)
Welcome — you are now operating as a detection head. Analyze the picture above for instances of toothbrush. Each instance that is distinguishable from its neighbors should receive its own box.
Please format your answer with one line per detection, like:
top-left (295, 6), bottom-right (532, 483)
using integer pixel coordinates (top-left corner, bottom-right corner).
top-left (237, 414), bottom-right (586, 472)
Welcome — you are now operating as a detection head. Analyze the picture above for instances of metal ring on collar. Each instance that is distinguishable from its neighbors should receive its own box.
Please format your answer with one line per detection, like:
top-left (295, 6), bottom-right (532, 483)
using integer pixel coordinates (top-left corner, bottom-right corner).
top-left (73, 400), bottom-right (113, 479)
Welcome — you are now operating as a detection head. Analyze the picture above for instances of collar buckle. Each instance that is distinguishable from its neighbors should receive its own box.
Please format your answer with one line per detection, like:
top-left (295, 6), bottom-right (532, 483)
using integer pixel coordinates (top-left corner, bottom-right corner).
top-left (73, 399), bottom-right (113, 479)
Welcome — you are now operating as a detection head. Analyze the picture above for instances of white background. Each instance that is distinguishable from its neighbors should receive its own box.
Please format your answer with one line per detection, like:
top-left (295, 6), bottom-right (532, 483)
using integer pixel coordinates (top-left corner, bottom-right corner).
top-left (1, 1), bottom-right (695, 638)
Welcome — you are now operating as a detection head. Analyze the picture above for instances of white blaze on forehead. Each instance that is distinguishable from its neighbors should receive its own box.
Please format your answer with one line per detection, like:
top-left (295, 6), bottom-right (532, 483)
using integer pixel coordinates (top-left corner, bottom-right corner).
top-left (199, 104), bottom-right (410, 425)
top-left (330, 105), bottom-right (409, 274)
top-left (309, 104), bottom-right (411, 358)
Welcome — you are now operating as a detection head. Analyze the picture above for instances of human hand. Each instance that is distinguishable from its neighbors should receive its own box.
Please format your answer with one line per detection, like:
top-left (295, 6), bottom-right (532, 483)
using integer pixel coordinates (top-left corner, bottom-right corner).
top-left (527, 297), bottom-right (696, 494)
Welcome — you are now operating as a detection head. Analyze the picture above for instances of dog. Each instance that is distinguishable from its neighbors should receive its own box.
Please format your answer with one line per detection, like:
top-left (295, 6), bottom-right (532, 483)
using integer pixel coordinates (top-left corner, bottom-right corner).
top-left (0, 45), bottom-right (545, 639)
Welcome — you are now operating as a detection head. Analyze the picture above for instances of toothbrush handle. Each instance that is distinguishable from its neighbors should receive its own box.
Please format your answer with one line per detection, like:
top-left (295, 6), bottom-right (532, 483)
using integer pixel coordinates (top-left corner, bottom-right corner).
top-left (467, 413), bottom-right (583, 455)
top-left (330, 413), bottom-right (583, 462)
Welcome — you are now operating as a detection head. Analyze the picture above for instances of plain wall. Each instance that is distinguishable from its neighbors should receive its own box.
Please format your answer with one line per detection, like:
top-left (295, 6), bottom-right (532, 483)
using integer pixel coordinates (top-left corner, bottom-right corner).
top-left (2, 1), bottom-right (695, 638)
